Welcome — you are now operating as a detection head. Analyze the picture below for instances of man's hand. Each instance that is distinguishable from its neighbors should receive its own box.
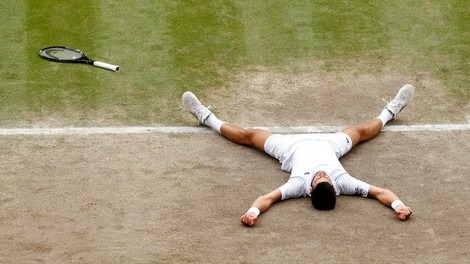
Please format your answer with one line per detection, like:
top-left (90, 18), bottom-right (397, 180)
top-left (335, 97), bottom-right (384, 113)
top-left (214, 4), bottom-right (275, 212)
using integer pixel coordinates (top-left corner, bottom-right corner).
top-left (240, 190), bottom-right (282, 227)
top-left (240, 212), bottom-right (258, 226)
top-left (395, 205), bottom-right (413, 220)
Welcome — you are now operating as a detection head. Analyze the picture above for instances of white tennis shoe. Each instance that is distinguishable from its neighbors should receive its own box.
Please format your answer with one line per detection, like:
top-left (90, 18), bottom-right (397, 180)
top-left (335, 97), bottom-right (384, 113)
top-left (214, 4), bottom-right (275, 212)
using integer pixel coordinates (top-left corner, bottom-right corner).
top-left (182, 91), bottom-right (212, 125)
top-left (385, 84), bottom-right (415, 119)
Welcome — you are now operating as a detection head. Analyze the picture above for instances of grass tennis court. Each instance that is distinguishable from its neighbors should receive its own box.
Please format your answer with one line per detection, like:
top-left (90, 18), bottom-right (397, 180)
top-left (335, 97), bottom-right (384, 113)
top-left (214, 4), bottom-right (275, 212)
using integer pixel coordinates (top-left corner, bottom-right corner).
top-left (1, 0), bottom-right (469, 263)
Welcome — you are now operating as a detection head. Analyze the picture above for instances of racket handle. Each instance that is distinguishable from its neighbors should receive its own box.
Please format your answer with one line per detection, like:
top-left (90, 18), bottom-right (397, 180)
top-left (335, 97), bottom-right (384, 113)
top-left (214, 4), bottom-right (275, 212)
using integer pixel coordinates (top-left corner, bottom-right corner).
top-left (93, 61), bottom-right (120, 72)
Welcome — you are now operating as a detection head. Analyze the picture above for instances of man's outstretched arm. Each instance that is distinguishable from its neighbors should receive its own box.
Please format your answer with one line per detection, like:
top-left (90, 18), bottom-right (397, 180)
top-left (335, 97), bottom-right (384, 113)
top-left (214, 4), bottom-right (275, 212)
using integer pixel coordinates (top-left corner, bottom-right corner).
top-left (240, 189), bottom-right (282, 226)
top-left (367, 185), bottom-right (413, 220)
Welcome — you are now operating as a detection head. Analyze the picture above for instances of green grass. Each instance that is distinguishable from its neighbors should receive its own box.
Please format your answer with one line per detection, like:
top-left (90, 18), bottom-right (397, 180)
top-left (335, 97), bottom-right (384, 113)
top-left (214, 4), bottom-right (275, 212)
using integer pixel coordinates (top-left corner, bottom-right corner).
top-left (0, 0), bottom-right (468, 127)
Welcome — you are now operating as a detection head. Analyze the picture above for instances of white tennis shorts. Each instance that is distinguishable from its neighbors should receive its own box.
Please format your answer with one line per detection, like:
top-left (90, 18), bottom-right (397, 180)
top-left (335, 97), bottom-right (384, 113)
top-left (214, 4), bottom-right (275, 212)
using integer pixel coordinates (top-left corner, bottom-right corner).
top-left (263, 132), bottom-right (353, 172)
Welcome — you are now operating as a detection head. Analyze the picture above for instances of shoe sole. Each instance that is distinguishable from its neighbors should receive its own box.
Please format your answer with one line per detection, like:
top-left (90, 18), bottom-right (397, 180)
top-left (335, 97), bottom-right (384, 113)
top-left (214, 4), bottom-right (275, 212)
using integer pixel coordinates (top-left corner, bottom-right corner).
top-left (182, 91), bottom-right (199, 112)
top-left (387, 84), bottom-right (415, 117)
top-left (182, 91), bottom-right (211, 124)
top-left (397, 84), bottom-right (415, 110)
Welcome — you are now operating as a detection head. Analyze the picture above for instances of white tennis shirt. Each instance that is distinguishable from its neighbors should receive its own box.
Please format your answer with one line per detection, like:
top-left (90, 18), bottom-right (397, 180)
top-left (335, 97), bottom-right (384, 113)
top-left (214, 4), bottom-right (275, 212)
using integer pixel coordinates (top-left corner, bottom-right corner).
top-left (264, 133), bottom-right (370, 200)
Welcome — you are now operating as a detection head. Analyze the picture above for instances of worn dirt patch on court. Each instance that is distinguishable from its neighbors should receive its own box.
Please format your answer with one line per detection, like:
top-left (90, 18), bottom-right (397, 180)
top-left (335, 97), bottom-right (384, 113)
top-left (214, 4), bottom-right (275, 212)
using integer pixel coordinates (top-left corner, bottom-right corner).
top-left (207, 65), bottom-right (468, 127)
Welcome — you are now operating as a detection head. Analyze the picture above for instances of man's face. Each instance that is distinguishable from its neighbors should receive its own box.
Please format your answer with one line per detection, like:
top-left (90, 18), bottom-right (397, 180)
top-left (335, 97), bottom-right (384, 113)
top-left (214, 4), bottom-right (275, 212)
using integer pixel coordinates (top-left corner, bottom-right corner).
top-left (311, 171), bottom-right (333, 189)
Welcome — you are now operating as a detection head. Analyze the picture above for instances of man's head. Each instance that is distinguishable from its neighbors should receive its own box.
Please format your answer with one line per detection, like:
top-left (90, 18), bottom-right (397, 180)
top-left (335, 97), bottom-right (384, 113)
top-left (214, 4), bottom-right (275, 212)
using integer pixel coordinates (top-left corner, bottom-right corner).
top-left (309, 171), bottom-right (336, 210)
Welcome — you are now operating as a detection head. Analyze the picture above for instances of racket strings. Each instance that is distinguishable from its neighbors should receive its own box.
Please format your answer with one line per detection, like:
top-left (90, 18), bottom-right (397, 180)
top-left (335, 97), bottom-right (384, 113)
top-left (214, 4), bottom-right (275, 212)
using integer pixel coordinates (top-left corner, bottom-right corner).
top-left (41, 48), bottom-right (83, 61)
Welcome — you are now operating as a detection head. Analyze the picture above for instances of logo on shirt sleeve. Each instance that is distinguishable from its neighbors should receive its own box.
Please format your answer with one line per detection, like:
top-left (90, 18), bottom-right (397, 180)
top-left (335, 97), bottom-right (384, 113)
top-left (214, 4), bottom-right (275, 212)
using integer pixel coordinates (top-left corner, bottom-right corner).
top-left (355, 187), bottom-right (367, 196)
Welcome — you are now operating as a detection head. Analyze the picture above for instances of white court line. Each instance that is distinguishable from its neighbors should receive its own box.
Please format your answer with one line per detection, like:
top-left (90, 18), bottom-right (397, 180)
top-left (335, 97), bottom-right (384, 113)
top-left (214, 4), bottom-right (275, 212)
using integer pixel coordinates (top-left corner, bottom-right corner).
top-left (0, 123), bottom-right (469, 135)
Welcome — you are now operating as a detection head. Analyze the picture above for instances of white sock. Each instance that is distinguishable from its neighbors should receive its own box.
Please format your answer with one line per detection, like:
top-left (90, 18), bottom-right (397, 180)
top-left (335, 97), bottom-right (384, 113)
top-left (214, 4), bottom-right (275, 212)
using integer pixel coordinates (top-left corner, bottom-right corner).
top-left (376, 108), bottom-right (393, 128)
top-left (205, 114), bottom-right (225, 133)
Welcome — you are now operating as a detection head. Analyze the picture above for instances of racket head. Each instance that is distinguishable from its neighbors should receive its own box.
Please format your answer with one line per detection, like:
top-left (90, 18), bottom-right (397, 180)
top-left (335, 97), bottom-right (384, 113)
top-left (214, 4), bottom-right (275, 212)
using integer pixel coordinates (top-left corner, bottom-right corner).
top-left (38, 46), bottom-right (92, 64)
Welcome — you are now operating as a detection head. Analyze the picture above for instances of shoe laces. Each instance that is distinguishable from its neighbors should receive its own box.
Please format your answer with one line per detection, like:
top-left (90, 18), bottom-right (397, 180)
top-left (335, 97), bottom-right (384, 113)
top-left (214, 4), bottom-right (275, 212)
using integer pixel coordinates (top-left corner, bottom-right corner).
top-left (381, 97), bottom-right (392, 105)
top-left (193, 105), bottom-right (211, 121)
top-left (382, 96), bottom-right (404, 107)
top-left (192, 102), bottom-right (210, 113)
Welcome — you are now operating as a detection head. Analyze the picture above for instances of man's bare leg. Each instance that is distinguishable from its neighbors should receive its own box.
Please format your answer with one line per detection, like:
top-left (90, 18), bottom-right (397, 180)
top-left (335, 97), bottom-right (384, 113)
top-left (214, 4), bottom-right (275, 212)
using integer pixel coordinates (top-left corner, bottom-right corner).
top-left (342, 118), bottom-right (383, 147)
top-left (220, 123), bottom-right (272, 152)
top-left (182, 91), bottom-right (272, 152)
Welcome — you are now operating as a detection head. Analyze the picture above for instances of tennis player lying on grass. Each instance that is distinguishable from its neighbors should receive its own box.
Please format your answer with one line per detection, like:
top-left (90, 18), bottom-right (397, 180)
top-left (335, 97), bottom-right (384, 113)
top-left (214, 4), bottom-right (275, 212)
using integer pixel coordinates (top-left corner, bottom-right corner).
top-left (182, 84), bottom-right (414, 226)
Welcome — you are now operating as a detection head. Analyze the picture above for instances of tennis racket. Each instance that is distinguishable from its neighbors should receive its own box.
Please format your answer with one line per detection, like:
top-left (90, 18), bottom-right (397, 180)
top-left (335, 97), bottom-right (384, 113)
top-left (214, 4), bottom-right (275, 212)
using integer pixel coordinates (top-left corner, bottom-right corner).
top-left (38, 46), bottom-right (120, 72)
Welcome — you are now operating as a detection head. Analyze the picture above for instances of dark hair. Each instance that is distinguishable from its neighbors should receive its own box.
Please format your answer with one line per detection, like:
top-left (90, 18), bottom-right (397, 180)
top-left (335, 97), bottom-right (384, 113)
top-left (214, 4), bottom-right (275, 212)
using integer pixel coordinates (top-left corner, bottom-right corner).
top-left (311, 182), bottom-right (336, 210)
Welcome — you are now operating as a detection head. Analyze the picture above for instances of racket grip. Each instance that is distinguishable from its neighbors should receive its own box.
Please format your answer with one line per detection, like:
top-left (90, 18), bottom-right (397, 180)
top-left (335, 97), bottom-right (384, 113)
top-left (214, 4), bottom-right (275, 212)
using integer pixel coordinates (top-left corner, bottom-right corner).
top-left (94, 61), bottom-right (120, 72)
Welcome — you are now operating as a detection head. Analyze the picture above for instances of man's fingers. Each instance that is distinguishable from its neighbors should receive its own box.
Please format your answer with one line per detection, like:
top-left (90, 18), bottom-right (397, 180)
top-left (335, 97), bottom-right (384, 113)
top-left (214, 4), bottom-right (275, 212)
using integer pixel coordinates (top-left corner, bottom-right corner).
top-left (240, 214), bottom-right (256, 226)
top-left (240, 214), bottom-right (250, 225)
top-left (396, 211), bottom-right (406, 220)
top-left (398, 212), bottom-right (406, 220)
top-left (240, 214), bottom-right (249, 224)
top-left (396, 206), bottom-right (412, 220)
